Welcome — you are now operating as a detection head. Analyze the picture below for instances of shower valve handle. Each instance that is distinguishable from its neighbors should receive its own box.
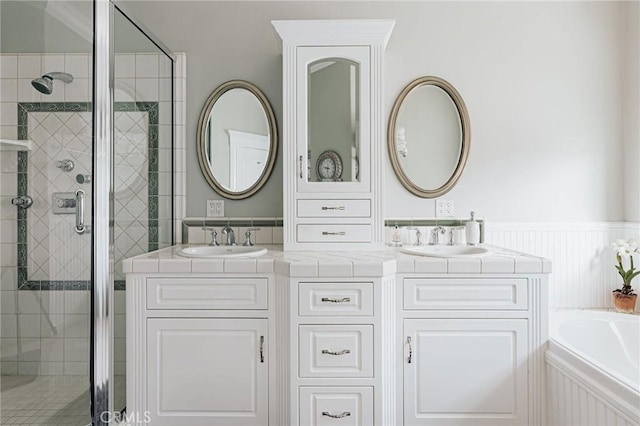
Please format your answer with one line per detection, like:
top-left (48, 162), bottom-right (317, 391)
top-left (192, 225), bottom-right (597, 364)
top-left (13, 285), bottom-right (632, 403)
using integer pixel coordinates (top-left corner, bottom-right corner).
top-left (11, 195), bottom-right (33, 209)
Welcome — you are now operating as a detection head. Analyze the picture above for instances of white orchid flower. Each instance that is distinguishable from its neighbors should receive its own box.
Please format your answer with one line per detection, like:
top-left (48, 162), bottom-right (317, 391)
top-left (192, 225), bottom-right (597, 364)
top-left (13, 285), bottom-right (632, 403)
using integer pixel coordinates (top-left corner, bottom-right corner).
top-left (612, 238), bottom-right (639, 258)
top-left (612, 238), bottom-right (639, 292)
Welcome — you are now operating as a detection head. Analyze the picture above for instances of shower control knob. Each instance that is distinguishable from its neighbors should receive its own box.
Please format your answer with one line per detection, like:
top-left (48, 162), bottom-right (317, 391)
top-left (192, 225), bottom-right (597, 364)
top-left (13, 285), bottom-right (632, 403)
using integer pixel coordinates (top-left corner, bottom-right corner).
top-left (76, 174), bottom-right (91, 184)
top-left (11, 195), bottom-right (33, 209)
top-left (55, 159), bottom-right (74, 172)
top-left (56, 198), bottom-right (76, 208)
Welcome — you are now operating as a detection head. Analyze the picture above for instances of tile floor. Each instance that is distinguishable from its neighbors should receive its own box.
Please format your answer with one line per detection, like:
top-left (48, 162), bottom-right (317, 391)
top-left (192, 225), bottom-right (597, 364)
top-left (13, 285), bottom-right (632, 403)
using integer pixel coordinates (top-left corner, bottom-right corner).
top-left (1, 375), bottom-right (126, 425)
top-left (0, 375), bottom-right (90, 425)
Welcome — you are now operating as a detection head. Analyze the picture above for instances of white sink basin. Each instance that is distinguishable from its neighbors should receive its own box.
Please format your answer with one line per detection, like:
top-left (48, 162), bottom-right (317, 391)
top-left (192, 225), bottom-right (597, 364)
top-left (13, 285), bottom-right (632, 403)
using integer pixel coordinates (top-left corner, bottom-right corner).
top-left (177, 246), bottom-right (268, 258)
top-left (400, 245), bottom-right (490, 258)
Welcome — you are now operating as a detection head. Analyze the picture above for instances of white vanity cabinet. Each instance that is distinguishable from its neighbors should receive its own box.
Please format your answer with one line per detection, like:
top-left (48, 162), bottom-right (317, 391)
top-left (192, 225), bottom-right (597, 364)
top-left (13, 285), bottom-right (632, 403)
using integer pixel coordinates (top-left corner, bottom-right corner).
top-left (125, 246), bottom-right (551, 426)
top-left (398, 273), bottom-right (549, 426)
top-left (272, 20), bottom-right (395, 251)
top-left (126, 274), bottom-right (276, 426)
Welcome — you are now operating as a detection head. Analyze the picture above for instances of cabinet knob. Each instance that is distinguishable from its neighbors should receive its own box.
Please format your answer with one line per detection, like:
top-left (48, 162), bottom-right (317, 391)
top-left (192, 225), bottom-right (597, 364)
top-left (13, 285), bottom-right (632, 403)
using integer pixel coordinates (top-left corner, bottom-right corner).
top-left (322, 411), bottom-right (351, 419)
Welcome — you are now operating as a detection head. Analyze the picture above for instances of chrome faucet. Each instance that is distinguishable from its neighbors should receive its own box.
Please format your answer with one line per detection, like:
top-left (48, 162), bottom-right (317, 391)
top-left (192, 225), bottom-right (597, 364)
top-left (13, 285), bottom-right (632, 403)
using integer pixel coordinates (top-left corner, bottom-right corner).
top-left (429, 226), bottom-right (446, 245)
top-left (221, 226), bottom-right (236, 246)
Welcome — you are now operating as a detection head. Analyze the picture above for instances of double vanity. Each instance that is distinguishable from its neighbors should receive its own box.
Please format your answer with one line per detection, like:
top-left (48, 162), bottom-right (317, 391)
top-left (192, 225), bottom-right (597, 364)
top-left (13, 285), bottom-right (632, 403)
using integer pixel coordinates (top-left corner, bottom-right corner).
top-left (125, 19), bottom-right (551, 426)
top-left (124, 245), bottom-right (550, 426)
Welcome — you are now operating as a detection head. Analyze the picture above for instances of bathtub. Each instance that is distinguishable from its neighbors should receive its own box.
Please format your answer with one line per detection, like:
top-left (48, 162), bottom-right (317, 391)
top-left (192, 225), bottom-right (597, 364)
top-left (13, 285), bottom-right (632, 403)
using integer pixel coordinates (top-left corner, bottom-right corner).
top-left (546, 310), bottom-right (640, 426)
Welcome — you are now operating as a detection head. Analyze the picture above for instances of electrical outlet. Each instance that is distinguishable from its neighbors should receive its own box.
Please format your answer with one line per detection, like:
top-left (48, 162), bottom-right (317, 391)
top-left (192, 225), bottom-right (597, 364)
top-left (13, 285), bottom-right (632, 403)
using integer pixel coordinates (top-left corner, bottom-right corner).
top-left (206, 200), bottom-right (224, 217)
top-left (436, 199), bottom-right (455, 217)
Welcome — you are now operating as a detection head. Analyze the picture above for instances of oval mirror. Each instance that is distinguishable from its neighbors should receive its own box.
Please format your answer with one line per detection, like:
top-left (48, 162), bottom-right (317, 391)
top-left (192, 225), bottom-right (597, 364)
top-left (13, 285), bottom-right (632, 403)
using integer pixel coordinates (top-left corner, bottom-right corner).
top-left (387, 76), bottom-right (470, 198)
top-left (197, 80), bottom-right (278, 199)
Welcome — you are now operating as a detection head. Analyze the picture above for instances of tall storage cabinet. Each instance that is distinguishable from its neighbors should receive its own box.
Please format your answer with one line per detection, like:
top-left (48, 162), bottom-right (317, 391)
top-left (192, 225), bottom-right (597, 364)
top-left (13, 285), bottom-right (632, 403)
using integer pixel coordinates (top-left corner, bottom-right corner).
top-left (272, 20), bottom-right (395, 251)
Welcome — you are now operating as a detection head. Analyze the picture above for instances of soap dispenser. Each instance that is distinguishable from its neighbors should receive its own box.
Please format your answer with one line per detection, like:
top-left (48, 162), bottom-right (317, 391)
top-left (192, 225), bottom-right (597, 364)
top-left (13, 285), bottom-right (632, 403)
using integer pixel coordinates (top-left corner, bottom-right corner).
top-left (466, 211), bottom-right (480, 246)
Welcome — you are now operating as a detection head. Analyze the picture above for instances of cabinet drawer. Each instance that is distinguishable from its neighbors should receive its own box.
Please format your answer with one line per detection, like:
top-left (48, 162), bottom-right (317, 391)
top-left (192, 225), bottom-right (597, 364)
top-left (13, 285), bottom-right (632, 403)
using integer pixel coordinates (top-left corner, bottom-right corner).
top-left (299, 282), bottom-right (374, 316)
top-left (299, 387), bottom-right (373, 426)
top-left (297, 199), bottom-right (371, 218)
top-left (297, 224), bottom-right (371, 243)
top-left (404, 278), bottom-right (528, 310)
top-left (146, 278), bottom-right (268, 310)
top-left (299, 325), bottom-right (373, 378)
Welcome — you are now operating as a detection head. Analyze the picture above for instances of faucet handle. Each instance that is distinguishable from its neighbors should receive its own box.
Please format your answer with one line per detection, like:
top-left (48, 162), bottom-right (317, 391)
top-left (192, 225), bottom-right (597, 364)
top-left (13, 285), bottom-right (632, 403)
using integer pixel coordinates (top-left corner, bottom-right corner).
top-left (203, 227), bottom-right (219, 246)
top-left (243, 228), bottom-right (261, 246)
top-left (406, 227), bottom-right (423, 246)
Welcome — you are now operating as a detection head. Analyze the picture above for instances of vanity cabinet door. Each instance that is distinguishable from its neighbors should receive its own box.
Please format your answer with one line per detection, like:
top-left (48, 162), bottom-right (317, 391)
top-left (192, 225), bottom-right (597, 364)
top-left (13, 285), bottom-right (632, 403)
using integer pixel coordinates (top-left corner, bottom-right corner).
top-left (146, 318), bottom-right (268, 426)
top-left (296, 46), bottom-right (371, 193)
top-left (403, 319), bottom-right (528, 426)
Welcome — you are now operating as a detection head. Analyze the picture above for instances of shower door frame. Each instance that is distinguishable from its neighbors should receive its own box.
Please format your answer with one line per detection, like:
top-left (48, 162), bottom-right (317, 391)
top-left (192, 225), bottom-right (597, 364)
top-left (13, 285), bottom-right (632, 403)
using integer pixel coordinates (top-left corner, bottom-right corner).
top-left (93, 1), bottom-right (175, 424)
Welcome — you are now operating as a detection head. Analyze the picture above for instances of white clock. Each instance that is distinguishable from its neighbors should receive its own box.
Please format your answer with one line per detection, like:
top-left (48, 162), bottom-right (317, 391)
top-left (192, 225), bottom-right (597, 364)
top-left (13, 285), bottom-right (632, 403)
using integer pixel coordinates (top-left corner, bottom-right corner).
top-left (316, 150), bottom-right (343, 182)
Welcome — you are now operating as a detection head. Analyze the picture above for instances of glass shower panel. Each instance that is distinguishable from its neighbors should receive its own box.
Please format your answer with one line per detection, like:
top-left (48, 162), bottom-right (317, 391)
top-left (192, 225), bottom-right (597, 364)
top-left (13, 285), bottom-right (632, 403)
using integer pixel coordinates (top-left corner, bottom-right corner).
top-left (112, 7), bottom-right (174, 413)
top-left (0, 1), bottom-right (93, 424)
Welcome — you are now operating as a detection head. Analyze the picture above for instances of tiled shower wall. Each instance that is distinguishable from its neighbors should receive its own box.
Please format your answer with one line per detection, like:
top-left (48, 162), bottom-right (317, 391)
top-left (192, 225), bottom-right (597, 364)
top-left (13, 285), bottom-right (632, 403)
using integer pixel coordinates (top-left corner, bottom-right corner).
top-left (0, 52), bottom-right (181, 376)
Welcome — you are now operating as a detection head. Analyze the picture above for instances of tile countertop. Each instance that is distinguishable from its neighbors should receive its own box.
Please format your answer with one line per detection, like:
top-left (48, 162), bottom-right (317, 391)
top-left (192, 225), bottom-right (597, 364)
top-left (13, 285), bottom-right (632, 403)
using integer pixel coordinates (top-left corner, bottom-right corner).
top-left (122, 244), bottom-right (551, 277)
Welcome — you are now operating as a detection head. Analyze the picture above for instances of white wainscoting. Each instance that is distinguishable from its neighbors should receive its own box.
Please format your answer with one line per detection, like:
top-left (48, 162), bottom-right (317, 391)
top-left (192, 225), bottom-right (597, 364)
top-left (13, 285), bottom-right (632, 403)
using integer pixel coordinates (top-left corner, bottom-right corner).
top-left (485, 222), bottom-right (640, 310)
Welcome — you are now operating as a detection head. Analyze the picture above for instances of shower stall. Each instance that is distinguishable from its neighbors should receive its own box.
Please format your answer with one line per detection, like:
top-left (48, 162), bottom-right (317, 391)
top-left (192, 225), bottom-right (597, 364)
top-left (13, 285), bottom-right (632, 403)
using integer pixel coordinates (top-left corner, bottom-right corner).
top-left (0, 1), bottom-right (176, 424)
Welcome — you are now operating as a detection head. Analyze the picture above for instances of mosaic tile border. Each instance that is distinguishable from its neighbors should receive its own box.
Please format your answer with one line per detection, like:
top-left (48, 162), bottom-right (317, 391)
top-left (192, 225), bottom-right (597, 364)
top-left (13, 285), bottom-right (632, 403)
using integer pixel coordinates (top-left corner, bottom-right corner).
top-left (16, 102), bottom-right (159, 291)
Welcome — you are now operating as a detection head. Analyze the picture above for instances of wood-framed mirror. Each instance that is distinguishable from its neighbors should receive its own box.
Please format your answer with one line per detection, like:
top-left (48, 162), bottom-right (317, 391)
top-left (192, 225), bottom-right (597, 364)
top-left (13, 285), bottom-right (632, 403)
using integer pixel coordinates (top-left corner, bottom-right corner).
top-left (387, 76), bottom-right (470, 198)
top-left (197, 80), bottom-right (278, 199)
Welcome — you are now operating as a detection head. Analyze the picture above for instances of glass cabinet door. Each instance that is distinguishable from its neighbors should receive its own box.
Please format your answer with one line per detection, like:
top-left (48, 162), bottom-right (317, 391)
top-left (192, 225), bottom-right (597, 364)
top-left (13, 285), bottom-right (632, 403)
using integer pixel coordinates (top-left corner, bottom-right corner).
top-left (296, 46), bottom-right (370, 193)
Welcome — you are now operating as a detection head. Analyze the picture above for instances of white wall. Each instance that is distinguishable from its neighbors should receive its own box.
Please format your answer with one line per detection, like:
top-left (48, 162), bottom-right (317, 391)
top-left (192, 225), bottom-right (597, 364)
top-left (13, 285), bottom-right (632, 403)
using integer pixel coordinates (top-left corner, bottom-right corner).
top-left (624, 1), bottom-right (640, 222)
top-left (121, 1), bottom-right (632, 223)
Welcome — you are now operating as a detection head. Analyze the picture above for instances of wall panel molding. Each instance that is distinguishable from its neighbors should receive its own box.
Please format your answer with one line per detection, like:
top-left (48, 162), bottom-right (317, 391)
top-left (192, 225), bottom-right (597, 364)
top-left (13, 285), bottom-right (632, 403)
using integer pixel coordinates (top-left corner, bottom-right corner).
top-left (486, 222), bottom-right (640, 309)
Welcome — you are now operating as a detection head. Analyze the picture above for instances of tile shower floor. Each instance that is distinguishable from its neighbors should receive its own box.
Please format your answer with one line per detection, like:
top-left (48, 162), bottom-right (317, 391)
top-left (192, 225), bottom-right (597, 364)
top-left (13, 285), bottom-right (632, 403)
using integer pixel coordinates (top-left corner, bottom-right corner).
top-left (0, 376), bottom-right (90, 425)
top-left (0, 376), bottom-right (125, 425)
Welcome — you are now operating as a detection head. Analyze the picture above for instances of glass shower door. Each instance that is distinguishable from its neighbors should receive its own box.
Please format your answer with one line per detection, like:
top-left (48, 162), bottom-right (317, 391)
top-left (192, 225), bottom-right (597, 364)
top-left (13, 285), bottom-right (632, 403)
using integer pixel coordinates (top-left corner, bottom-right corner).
top-left (1, 1), bottom-right (174, 424)
top-left (0, 1), bottom-right (94, 424)
top-left (111, 4), bottom-right (175, 417)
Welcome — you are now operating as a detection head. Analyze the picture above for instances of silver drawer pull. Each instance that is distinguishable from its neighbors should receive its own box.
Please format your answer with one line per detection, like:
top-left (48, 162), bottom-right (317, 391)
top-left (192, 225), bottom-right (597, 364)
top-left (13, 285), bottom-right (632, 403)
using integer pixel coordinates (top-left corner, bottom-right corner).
top-left (321, 349), bottom-right (350, 356)
top-left (321, 206), bottom-right (345, 211)
top-left (322, 231), bottom-right (346, 236)
top-left (407, 336), bottom-right (412, 364)
top-left (321, 297), bottom-right (351, 303)
top-left (322, 411), bottom-right (351, 419)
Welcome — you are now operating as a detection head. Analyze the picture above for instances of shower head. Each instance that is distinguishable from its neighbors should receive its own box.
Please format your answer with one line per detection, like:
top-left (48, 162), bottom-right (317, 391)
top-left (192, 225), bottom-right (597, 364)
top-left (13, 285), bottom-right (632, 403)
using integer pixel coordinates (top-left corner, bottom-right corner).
top-left (31, 72), bottom-right (74, 95)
